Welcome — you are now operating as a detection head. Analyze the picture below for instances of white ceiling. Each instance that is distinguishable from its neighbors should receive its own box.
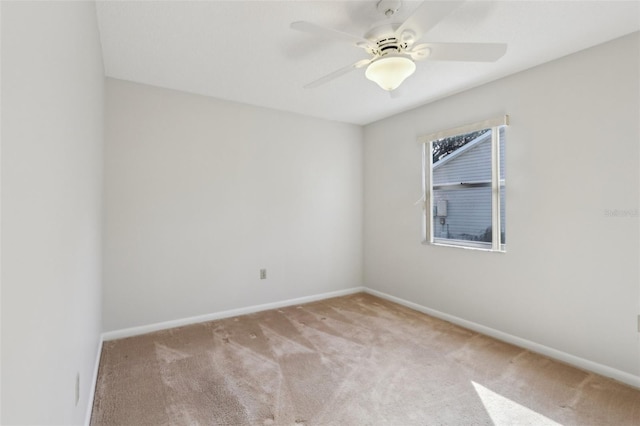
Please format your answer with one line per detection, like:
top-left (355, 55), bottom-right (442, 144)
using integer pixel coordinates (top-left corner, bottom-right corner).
top-left (96, 0), bottom-right (640, 125)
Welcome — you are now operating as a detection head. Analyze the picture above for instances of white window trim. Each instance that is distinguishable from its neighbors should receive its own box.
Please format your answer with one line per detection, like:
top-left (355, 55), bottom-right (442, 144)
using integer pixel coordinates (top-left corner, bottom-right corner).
top-left (418, 115), bottom-right (509, 144)
top-left (420, 115), bottom-right (509, 252)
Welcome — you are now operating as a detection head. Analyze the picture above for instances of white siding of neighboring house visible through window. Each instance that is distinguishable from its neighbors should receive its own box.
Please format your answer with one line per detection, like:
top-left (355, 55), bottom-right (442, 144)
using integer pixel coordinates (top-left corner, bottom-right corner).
top-left (431, 128), bottom-right (505, 243)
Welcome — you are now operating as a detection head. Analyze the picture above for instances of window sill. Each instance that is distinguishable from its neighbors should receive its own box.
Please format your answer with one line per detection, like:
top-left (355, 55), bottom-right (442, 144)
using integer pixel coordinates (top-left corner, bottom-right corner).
top-left (423, 238), bottom-right (506, 253)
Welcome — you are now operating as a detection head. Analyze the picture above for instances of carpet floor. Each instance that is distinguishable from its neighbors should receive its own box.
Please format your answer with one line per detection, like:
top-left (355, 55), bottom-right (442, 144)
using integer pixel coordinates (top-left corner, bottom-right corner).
top-left (91, 293), bottom-right (640, 425)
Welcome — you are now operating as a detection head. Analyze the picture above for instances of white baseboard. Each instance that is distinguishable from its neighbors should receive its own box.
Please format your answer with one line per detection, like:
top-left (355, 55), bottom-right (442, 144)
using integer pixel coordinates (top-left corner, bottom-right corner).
top-left (102, 286), bottom-right (366, 341)
top-left (84, 335), bottom-right (103, 426)
top-left (364, 288), bottom-right (640, 390)
top-left (96, 285), bottom-right (639, 391)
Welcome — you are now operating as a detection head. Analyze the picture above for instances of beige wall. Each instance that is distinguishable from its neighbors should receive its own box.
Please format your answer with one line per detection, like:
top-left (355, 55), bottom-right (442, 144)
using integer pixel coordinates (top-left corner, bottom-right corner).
top-left (103, 79), bottom-right (363, 331)
top-left (1, 2), bottom-right (104, 424)
top-left (364, 33), bottom-right (640, 378)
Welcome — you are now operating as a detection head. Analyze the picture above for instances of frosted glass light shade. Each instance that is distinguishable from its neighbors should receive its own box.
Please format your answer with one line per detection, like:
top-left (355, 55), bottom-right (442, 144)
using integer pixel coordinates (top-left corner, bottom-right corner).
top-left (365, 55), bottom-right (416, 91)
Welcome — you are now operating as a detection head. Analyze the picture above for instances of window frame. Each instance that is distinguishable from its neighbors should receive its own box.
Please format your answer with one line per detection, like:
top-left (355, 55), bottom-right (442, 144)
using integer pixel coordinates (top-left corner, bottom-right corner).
top-left (420, 115), bottom-right (509, 252)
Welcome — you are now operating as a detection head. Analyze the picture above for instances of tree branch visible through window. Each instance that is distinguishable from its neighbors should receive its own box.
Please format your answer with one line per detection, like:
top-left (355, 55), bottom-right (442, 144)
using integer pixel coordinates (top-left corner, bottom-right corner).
top-left (431, 129), bottom-right (490, 163)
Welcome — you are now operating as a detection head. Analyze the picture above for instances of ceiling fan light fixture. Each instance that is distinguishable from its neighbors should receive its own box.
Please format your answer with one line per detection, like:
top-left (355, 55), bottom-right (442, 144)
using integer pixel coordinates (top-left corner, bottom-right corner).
top-left (365, 55), bottom-right (416, 91)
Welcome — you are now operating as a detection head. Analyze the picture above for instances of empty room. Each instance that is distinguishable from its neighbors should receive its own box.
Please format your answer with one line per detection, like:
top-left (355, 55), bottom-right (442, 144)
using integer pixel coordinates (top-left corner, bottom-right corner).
top-left (2, 0), bottom-right (639, 425)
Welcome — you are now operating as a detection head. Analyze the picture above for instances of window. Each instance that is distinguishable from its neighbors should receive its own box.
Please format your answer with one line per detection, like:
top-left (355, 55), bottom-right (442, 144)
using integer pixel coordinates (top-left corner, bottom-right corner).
top-left (420, 116), bottom-right (508, 251)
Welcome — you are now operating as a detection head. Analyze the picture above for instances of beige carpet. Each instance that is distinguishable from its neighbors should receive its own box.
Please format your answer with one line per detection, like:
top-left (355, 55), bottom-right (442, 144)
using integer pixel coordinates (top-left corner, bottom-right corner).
top-left (91, 293), bottom-right (640, 425)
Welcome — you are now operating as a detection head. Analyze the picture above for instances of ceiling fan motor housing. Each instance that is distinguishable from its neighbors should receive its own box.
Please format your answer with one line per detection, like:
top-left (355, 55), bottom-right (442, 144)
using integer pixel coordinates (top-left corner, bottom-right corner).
top-left (365, 23), bottom-right (413, 59)
top-left (375, 36), bottom-right (408, 57)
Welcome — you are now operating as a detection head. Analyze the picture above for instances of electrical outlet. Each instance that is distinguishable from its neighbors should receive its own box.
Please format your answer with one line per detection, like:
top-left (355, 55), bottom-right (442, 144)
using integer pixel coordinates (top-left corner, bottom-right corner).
top-left (75, 373), bottom-right (80, 406)
top-left (260, 269), bottom-right (267, 280)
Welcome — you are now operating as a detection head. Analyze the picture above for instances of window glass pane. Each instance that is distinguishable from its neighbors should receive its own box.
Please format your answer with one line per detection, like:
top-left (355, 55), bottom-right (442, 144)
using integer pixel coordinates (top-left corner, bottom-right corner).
top-left (433, 187), bottom-right (492, 243)
top-left (432, 129), bottom-right (491, 185)
top-left (431, 128), bottom-right (493, 246)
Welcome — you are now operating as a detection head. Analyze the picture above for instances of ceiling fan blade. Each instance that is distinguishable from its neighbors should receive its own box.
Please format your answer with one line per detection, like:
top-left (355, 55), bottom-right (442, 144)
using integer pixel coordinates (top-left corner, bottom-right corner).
top-left (291, 21), bottom-right (374, 50)
top-left (396, 1), bottom-right (466, 41)
top-left (418, 42), bottom-right (507, 62)
top-left (304, 59), bottom-right (372, 89)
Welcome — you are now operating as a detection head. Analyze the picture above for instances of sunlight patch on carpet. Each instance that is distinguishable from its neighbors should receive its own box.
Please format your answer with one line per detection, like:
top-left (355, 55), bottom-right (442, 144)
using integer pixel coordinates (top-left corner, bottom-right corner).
top-left (472, 381), bottom-right (561, 426)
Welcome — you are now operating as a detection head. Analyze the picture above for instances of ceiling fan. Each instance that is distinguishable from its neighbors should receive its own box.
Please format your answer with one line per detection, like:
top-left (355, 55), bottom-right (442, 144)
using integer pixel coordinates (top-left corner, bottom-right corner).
top-left (291, 0), bottom-right (507, 92)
